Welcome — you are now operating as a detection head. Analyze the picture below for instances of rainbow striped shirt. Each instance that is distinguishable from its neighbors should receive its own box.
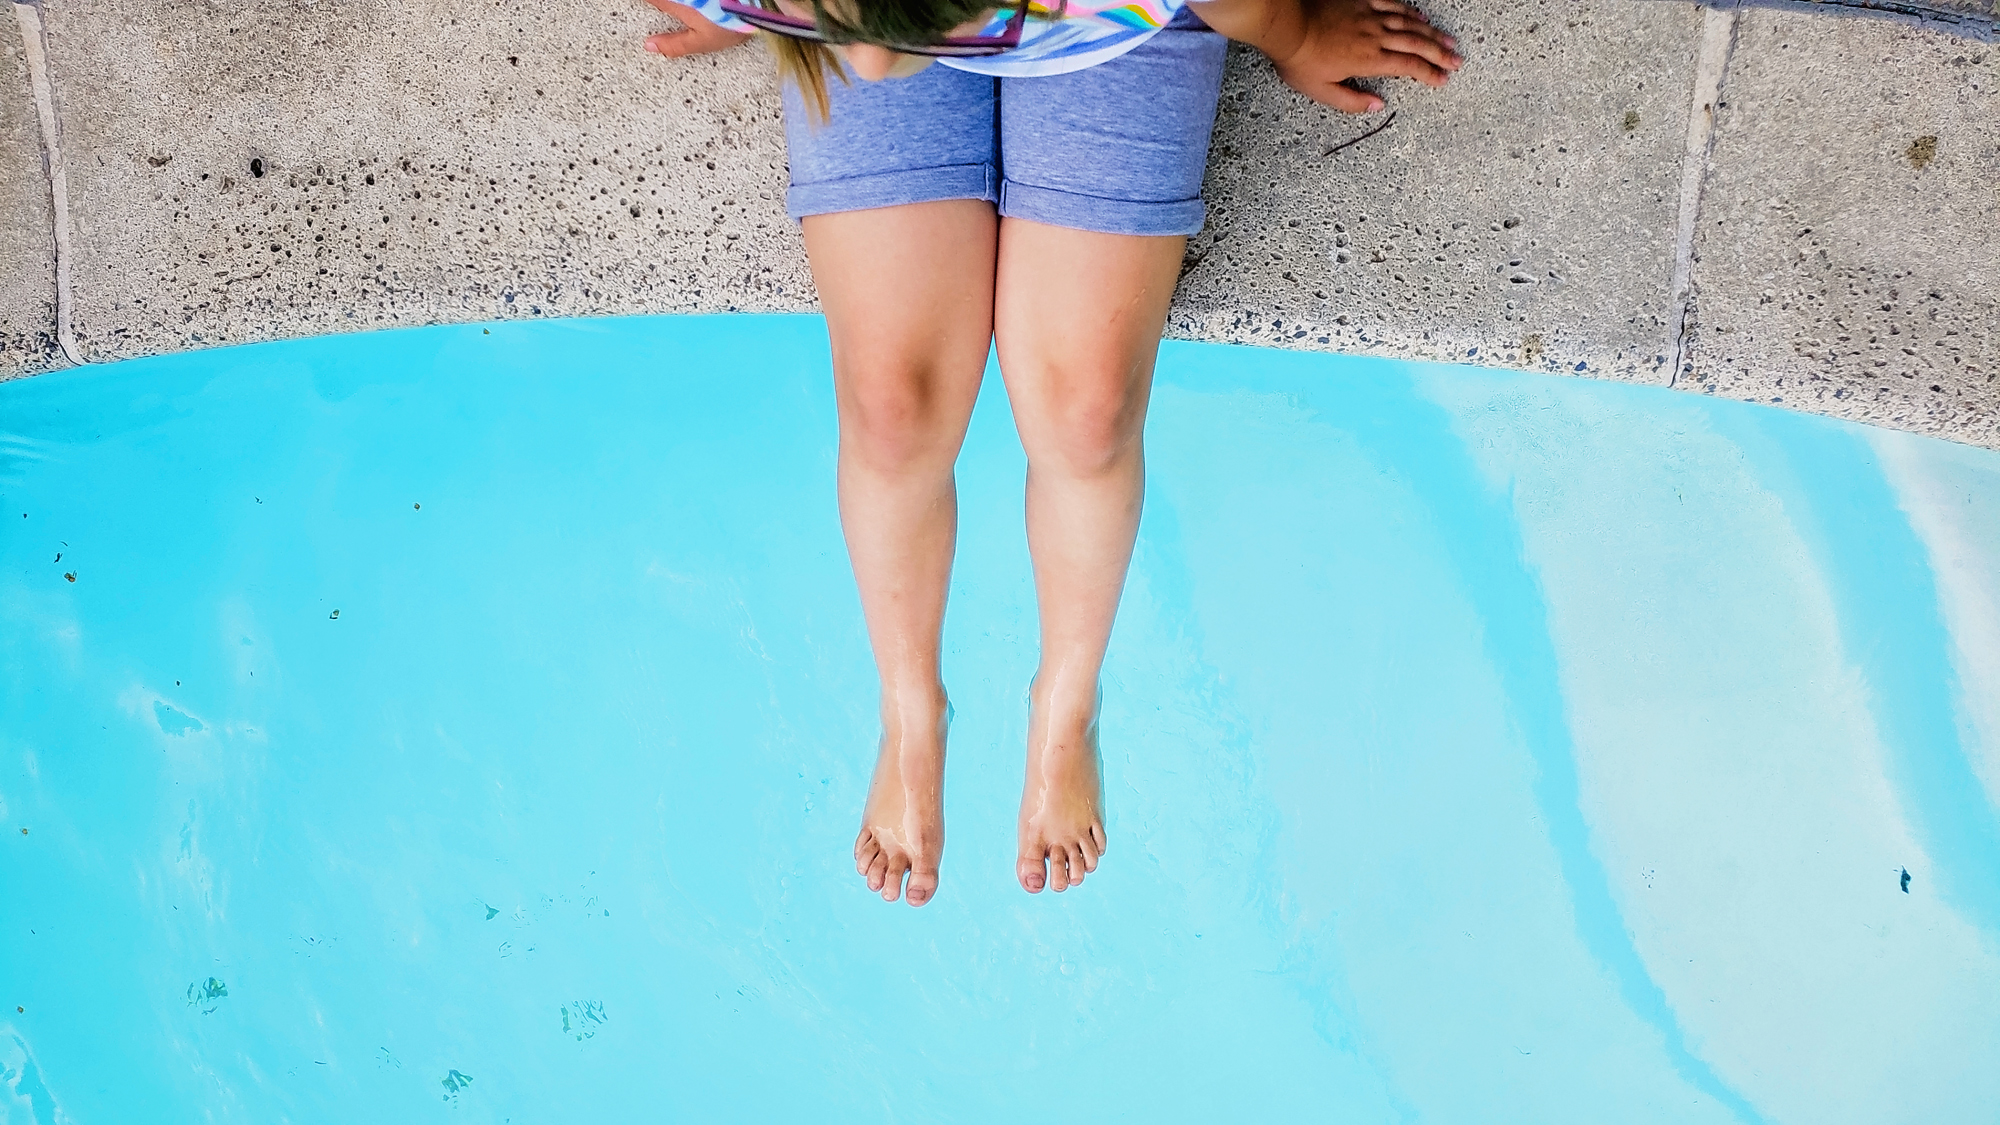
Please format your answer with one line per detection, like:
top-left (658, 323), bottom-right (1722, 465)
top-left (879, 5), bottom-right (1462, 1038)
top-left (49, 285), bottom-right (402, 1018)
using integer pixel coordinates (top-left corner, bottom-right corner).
top-left (697, 0), bottom-right (1190, 78)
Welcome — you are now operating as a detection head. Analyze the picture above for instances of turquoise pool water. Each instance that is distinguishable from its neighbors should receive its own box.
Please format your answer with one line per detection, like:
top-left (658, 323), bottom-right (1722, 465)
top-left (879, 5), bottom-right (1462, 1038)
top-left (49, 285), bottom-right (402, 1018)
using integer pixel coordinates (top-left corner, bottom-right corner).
top-left (4, 315), bottom-right (1999, 1123)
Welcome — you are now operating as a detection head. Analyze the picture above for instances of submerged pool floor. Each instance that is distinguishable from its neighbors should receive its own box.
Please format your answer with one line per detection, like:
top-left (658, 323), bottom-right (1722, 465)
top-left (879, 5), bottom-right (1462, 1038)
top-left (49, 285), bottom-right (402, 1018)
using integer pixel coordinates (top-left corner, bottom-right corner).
top-left (4, 316), bottom-right (2000, 1123)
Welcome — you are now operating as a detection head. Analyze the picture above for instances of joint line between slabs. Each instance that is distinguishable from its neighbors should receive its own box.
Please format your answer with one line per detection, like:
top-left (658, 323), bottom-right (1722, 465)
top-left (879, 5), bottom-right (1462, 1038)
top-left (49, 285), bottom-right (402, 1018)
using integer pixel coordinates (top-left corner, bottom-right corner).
top-left (13, 0), bottom-right (81, 367)
top-left (1668, 3), bottom-right (1739, 390)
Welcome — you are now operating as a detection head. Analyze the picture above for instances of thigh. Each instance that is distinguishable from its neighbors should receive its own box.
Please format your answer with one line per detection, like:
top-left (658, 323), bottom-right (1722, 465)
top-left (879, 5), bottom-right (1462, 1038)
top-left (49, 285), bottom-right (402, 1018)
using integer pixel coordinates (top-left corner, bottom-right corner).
top-left (804, 200), bottom-right (1000, 447)
top-left (783, 61), bottom-right (1001, 221)
top-left (992, 217), bottom-right (1185, 460)
top-left (996, 10), bottom-right (1229, 238)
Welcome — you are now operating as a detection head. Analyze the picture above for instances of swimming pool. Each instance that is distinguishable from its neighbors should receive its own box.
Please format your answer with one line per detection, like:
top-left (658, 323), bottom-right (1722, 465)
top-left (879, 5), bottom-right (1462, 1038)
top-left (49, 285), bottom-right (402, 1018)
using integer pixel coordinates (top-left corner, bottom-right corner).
top-left (4, 315), bottom-right (1998, 1122)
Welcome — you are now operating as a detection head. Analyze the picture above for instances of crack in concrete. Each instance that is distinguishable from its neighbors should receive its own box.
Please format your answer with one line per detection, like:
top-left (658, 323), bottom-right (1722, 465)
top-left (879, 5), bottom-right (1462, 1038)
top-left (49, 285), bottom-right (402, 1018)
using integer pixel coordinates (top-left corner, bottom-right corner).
top-left (1667, 3), bottom-right (1740, 389)
top-left (1717, 0), bottom-right (1997, 41)
top-left (12, 0), bottom-right (80, 366)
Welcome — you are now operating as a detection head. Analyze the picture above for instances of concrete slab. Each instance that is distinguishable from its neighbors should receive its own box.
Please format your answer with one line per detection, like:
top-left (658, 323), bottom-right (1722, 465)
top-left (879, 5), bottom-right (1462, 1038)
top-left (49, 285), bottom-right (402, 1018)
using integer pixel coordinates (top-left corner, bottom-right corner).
top-left (1170, 0), bottom-right (1704, 381)
top-left (17, 0), bottom-right (2000, 449)
top-left (39, 0), bottom-right (813, 361)
top-left (1686, 8), bottom-right (1998, 446)
top-left (1, 13), bottom-right (59, 378)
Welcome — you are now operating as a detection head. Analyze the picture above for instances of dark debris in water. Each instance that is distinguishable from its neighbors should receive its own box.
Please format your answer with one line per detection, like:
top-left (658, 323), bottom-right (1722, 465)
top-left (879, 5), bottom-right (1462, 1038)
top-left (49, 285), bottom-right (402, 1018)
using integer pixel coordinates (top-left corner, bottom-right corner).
top-left (562, 1000), bottom-right (608, 1042)
top-left (186, 977), bottom-right (229, 1014)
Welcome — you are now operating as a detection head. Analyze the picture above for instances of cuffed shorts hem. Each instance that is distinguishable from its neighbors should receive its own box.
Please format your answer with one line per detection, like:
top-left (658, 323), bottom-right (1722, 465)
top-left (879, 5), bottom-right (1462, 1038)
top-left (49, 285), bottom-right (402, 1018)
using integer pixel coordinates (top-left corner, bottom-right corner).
top-left (998, 180), bottom-right (1205, 238)
top-left (785, 163), bottom-right (998, 221)
top-left (786, 168), bottom-right (1204, 238)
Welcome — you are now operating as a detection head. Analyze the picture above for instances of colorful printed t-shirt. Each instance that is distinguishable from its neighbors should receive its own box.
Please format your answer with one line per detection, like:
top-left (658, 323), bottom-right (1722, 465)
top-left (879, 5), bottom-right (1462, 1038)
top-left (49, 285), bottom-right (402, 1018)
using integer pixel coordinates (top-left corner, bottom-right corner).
top-left (696, 0), bottom-right (1192, 79)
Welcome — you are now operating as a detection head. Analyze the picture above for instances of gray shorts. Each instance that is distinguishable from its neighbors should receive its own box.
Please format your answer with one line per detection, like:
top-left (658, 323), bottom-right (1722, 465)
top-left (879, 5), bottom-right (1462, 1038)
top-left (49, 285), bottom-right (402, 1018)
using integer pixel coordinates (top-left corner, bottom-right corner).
top-left (780, 9), bottom-right (1229, 237)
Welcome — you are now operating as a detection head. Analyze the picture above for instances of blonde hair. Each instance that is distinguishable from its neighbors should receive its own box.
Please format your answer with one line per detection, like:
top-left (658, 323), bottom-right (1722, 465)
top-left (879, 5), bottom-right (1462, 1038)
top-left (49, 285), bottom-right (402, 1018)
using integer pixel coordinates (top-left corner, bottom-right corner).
top-left (770, 35), bottom-right (844, 125)
top-left (762, 0), bottom-right (1050, 124)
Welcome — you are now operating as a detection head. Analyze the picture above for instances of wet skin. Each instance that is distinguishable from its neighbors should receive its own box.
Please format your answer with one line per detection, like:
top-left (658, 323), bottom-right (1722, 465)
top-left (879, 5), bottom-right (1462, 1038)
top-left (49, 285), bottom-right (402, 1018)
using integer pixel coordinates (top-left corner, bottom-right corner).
top-left (640, 0), bottom-right (1462, 905)
top-left (854, 689), bottom-right (951, 905)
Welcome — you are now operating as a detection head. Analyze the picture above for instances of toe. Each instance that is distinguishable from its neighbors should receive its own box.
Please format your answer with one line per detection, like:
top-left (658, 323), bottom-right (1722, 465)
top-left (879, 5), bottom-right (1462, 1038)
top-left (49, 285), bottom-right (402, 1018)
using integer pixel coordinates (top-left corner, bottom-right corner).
top-left (854, 832), bottom-right (881, 876)
top-left (1049, 846), bottom-right (1072, 892)
top-left (1090, 822), bottom-right (1107, 856)
top-left (906, 866), bottom-right (938, 907)
top-left (1077, 835), bottom-right (1100, 873)
top-left (1065, 845), bottom-right (1087, 887)
top-left (882, 855), bottom-right (910, 903)
top-left (865, 852), bottom-right (889, 893)
top-left (906, 845), bottom-right (941, 907)
top-left (1017, 852), bottom-right (1047, 893)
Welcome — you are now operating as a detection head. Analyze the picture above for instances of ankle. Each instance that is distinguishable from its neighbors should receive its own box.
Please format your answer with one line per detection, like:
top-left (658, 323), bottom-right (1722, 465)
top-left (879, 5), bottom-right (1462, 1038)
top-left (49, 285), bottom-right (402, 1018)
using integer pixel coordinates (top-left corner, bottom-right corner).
top-left (1028, 669), bottom-right (1100, 729)
top-left (1032, 664), bottom-right (1096, 708)
top-left (880, 680), bottom-right (950, 732)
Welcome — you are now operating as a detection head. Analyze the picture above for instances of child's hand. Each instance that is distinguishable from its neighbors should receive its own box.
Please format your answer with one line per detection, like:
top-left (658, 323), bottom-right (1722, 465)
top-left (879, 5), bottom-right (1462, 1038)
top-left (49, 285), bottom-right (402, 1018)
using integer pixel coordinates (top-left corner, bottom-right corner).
top-left (641, 0), bottom-right (756, 58)
top-left (1270, 0), bottom-right (1461, 114)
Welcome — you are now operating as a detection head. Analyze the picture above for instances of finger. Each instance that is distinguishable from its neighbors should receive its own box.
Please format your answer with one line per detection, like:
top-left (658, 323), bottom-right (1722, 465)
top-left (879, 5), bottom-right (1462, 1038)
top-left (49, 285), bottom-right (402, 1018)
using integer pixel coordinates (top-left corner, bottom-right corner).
top-left (1317, 81), bottom-right (1386, 115)
top-left (1368, 0), bottom-right (1422, 17)
top-left (1381, 30), bottom-right (1461, 72)
top-left (1381, 14), bottom-right (1452, 45)
top-left (645, 30), bottom-right (698, 56)
top-left (645, 27), bottom-right (750, 57)
top-left (1380, 50), bottom-right (1451, 87)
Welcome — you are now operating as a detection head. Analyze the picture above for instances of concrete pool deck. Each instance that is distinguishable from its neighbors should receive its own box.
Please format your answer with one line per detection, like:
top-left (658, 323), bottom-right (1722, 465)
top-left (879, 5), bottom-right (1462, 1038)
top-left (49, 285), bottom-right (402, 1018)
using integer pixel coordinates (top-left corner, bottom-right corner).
top-left (2, 0), bottom-right (1995, 447)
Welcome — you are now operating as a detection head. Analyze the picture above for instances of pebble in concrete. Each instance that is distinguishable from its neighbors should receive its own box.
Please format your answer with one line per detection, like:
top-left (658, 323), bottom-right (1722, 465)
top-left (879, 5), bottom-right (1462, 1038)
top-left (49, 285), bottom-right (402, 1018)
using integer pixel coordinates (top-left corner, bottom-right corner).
top-left (1687, 9), bottom-right (1998, 447)
top-left (40, 0), bottom-right (812, 362)
top-left (1172, 0), bottom-right (1704, 382)
top-left (1, 20), bottom-right (58, 378)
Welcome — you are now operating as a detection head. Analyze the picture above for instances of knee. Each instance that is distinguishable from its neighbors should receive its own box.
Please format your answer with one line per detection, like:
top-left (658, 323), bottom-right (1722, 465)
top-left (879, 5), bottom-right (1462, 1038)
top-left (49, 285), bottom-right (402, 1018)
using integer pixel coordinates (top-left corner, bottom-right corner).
top-left (838, 364), bottom-right (961, 474)
top-left (1031, 372), bottom-right (1147, 479)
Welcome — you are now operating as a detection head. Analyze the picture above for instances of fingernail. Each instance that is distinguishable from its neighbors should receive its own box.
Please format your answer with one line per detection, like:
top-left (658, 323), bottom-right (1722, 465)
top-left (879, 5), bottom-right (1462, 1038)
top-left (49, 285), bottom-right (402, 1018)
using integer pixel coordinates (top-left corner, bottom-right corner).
top-left (1371, 100), bottom-right (1385, 112)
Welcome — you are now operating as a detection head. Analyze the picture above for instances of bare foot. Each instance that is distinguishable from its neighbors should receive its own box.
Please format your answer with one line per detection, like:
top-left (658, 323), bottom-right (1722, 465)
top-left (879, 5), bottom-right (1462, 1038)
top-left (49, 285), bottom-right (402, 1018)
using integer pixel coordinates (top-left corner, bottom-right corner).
top-left (1017, 679), bottom-right (1107, 894)
top-left (853, 689), bottom-right (948, 906)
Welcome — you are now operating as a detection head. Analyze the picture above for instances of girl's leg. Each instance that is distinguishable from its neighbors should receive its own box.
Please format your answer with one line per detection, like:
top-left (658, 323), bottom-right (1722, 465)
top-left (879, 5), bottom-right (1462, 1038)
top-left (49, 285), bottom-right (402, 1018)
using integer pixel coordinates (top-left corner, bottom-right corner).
top-left (803, 199), bottom-right (999, 907)
top-left (992, 217), bottom-right (1187, 894)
